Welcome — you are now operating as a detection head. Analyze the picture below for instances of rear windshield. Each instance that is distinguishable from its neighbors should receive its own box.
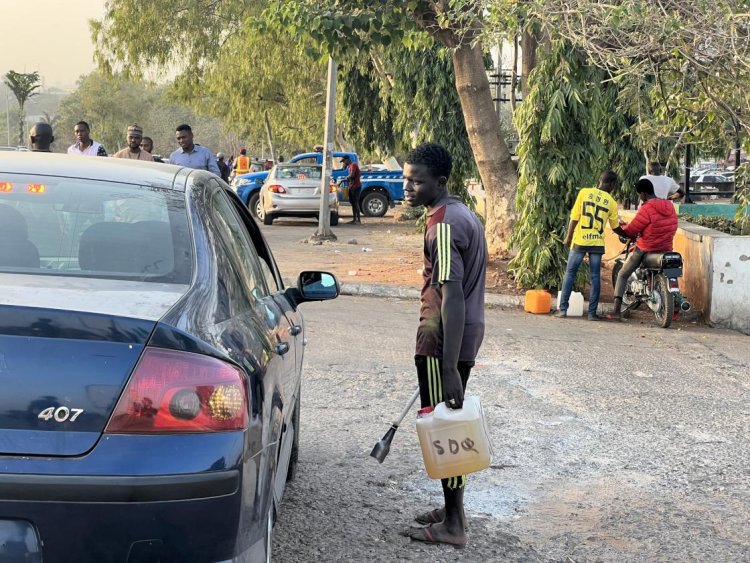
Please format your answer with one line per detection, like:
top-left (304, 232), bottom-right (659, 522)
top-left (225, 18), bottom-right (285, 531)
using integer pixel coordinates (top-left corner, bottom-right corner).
top-left (0, 174), bottom-right (192, 284)
top-left (275, 166), bottom-right (322, 180)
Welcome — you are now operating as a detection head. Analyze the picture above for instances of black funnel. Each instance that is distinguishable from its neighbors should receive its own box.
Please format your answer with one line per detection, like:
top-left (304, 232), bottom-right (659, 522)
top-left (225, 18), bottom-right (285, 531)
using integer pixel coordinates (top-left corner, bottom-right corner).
top-left (370, 425), bottom-right (397, 464)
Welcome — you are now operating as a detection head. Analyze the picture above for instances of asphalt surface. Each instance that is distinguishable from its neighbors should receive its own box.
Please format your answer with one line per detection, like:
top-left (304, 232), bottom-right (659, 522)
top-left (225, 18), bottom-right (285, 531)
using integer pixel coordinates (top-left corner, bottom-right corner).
top-left (272, 295), bottom-right (749, 562)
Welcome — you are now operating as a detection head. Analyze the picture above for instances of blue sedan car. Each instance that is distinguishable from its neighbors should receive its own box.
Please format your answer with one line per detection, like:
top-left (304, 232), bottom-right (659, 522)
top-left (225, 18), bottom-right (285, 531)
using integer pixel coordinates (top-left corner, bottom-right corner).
top-left (0, 153), bottom-right (338, 562)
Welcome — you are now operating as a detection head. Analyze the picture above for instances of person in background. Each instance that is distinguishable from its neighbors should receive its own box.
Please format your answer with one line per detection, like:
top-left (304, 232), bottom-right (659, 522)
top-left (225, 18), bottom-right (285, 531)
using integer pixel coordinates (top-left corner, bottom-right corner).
top-left (67, 121), bottom-right (107, 156)
top-left (169, 124), bottom-right (220, 175)
top-left (234, 148), bottom-right (250, 176)
top-left (607, 178), bottom-right (678, 320)
top-left (641, 162), bottom-right (684, 200)
top-left (342, 154), bottom-right (362, 224)
top-left (29, 122), bottom-right (54, 152)
top-left (113, 124), bottom-right (152, 161)
top-left (217, 153), bottom-right (231, 183)
top-left (556, 171), bottom-right (627, 320)
top-left (140, 136), bottom-right (164, 163)
top-left (402, 143), bottom-right (487, 548)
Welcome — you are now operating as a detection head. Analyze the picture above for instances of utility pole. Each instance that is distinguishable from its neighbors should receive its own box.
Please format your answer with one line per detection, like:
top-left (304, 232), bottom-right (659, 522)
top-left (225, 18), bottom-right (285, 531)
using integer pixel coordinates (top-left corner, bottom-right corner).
top-left (312, 57), bottom-right (337, 241)
top-left (684, 143), bottom-right (693, 204)
top-left (5, 89), bottom-right (10, 146)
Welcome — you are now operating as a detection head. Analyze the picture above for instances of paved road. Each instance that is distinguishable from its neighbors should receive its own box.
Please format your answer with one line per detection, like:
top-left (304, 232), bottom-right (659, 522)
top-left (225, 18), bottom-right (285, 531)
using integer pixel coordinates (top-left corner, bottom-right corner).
top-left (273, 295), bottom-right (749, 562)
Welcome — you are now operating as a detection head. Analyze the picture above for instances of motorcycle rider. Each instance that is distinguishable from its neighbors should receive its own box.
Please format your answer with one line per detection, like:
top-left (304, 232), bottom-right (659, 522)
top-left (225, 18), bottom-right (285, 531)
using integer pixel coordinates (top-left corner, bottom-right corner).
top-left (607, 178), bottom-right (678, 320)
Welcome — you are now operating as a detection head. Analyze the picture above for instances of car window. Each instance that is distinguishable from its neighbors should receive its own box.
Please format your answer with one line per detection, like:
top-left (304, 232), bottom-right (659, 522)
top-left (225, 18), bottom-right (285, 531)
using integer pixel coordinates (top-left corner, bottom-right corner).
top-left (293, 156), bottom-right (318, 165)
top-left (276, 166), bottom-right (321, 180)
top-left (0, 173), bottom-right (191, 283)
top-left (209, 183), bottom-right (269, 303)
top-left (333, 157), bottom-right (348, 171)
top-left (226, 192), bottom-right (282, 293)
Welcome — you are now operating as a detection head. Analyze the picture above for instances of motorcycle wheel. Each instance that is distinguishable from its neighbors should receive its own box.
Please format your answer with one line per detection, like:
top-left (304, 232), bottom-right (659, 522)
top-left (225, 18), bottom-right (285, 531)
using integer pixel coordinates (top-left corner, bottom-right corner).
top-left (654, 274), bottom-right (675, 328)
top-left (611, 262), bottom-right (634, 318)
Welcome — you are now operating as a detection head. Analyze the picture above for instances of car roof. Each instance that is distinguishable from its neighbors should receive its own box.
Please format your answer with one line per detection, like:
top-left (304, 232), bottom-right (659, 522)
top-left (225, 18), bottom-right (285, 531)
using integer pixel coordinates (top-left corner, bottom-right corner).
top-left (0, 152), bottom-right (193, 191)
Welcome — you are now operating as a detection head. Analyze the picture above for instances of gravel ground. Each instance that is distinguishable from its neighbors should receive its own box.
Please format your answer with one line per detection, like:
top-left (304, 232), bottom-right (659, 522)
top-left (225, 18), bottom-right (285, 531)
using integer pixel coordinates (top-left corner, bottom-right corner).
top-left (272, 296), bottom-right (750, 562)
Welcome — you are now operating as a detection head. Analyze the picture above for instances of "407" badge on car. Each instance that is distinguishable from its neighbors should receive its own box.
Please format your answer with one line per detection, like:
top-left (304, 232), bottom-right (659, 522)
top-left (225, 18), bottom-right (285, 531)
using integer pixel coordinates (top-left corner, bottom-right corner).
top-left (38, 406), bottom-right (84, 423)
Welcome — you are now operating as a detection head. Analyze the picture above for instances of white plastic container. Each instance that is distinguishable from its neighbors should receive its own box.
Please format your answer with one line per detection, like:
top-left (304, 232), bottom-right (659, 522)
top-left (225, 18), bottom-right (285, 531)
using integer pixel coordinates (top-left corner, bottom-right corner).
top-left (557, 291), bottom-right (584, 316)
top-left (416, 396), bottom-right (492, 480)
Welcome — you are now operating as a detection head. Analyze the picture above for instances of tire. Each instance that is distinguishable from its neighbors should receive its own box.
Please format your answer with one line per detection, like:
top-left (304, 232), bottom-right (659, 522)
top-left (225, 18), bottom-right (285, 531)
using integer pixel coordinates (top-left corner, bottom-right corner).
top-left (286, 396), bottom-right (300, 483)
top-left (330, 212), bottom-right (339, 226)
top-left (263, 213), bottom-right (274, 226)
top-left (361, 191), bottom-right (388, 217)
top-left (248, 192), bottom-right (262, 220)
top-left (654, 274), bottom-right (675, 328)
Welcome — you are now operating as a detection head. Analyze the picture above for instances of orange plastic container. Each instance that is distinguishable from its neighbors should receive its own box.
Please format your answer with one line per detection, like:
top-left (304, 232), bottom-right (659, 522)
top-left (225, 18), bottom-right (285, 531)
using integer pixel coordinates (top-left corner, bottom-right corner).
top-left (524, 290), bottom-right (551, 314)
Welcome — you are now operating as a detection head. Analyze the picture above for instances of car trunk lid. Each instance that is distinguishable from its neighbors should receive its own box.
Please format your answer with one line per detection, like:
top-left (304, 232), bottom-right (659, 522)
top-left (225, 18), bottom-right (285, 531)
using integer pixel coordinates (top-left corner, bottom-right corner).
top-left (0, 276), bottom-right (187, 456)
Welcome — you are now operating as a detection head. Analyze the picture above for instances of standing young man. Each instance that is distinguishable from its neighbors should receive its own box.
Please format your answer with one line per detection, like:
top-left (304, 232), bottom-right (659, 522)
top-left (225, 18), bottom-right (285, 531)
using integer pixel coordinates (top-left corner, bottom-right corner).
top-left (169, 124), bottom-right (220, 175)
top-left (234, 148), bottom-right (250, 176)
top-left (641, 162), bottom-right (684, 200)
top-left (140, 137), bottom-right (164, 162)
top-left (67, 121), bottom-right (107, 156)
top-left (341, 155), bottom-right (362, 224)
top-left (556, 171), bottom-right (626, 320)
top-left (29, 122), bottom-right (54, 152)
top-left (403, 143), bottom-right (487, 548)
top-left (113, 124), bottom-right (152, 161)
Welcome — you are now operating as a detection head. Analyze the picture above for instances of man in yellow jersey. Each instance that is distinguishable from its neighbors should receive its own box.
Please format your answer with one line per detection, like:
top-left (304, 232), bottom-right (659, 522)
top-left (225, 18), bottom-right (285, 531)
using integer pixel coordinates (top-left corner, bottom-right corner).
top-left (556, 171), bottom-right (628, 320)
top-left (233, 148), bottom-right (251, 176)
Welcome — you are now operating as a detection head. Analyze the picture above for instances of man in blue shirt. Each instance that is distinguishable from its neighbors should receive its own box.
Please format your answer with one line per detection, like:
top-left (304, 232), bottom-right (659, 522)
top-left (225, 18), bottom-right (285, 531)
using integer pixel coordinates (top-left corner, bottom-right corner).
top-left (169, 124), bottom-right (220, 175)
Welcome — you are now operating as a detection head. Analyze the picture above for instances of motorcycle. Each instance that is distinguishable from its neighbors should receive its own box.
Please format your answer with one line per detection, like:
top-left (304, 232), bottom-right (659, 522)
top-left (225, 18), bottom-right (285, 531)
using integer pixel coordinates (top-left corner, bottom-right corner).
top-left (612, 236), bottom-right (691, 328)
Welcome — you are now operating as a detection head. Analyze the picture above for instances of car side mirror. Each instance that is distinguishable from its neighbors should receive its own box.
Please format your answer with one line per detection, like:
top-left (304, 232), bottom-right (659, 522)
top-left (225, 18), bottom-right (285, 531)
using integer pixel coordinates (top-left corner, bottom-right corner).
top-left (284, 271), bottom-right (339, 308)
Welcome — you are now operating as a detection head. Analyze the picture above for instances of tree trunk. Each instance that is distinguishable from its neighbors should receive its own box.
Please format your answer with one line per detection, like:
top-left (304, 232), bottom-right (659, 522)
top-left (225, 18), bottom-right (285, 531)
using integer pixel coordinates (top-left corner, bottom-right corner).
top-left (451, 44), bottom-right (517, 254)
top-left (17, 105), bottom-right (24, 147)
top-left (264, 109), bottom-right (276, 163)
top-left (521, 29), bottom-right (539, 99)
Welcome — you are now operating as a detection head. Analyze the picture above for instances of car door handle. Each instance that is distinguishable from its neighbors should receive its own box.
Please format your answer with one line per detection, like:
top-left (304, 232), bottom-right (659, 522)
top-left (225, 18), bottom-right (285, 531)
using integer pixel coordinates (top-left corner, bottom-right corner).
top-left (275, 342), bottom-right (290, 356)
top-left (290, 324), bottom-right (302, 336)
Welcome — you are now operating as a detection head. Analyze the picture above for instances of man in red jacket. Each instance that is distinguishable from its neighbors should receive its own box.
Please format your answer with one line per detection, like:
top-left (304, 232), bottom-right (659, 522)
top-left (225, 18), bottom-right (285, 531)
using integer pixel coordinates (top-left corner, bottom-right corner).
top-left (608, 178), bottom-right (678, 320)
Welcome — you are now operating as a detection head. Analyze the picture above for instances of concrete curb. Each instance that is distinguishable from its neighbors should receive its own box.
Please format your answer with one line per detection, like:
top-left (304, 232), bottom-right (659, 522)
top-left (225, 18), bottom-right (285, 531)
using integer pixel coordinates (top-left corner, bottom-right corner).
top-left (342, 282), bottom-right (525, 307)
top-left (285, 278), bottom-right (525, 307)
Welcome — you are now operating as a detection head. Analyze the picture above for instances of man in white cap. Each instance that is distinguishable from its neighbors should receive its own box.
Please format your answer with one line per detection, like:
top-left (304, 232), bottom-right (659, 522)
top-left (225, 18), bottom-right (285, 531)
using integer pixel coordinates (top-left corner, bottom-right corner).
top-left (113, 124), bottom-right (153, 161)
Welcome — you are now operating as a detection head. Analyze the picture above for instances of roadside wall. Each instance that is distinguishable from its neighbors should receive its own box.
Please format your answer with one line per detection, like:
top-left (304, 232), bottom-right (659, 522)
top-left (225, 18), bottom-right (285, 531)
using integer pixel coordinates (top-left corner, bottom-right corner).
top-left (709, 236), bottom-right (750, 333)
top-left (605, 209), bottom-right (750, 335)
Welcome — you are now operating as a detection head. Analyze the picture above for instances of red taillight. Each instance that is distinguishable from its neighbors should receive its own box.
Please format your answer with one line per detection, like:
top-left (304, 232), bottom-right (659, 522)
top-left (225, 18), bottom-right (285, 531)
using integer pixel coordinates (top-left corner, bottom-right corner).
top-left (268, 184), bottom-right (286, 193)
top-left (105, 348), bottom-right (248, 434)
top-left (27, 183), bottom-right (46, 193)
top-left (0, 182), bottom-right (12, 192)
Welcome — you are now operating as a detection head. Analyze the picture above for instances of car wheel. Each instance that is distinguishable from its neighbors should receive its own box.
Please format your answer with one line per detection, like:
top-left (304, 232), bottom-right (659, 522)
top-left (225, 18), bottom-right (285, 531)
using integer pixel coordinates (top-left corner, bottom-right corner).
top-left (361, 191), bottom-right (388, 217)
top-left (330, 212), bottom-right (339, 227)
top-left (287, 396), bottom-right (300, 483)
top-left (249, 192), bottom-right (262, 220)
top-left (263, 212), bottom-right (274, 225)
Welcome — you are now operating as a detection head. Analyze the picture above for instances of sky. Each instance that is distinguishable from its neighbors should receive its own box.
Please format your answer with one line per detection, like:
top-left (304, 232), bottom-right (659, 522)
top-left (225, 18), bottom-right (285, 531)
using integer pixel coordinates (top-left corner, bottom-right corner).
top-left (1, 0), bottom-right (107, 89)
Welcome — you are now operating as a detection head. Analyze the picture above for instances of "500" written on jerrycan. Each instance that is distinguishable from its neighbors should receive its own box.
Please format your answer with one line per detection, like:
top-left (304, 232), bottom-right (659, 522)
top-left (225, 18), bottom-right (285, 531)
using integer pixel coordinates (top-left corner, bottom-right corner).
top-left (416, 396), bottom-right (492, 480)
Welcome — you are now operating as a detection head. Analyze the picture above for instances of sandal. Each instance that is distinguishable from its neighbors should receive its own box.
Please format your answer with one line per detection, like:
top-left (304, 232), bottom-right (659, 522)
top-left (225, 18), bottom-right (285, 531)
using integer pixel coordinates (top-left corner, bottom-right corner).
top-left (409, 524), bottom-right (466, 548)
top-left (415, 508), bottom-right (469, 530)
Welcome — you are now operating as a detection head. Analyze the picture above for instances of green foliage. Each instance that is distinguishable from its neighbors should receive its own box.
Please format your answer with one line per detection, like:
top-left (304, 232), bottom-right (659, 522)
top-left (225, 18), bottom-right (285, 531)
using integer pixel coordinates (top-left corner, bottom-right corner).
top-left (509, 42), bottom-right (621, 289)
top-left (340, 46), bottom-right (476, 198)
top-left (678, 214), bottom-right (747, 236)
top-left (93, 0), bottom-right (325, 157)
top-left (168, 27), bottom-right (326, 156)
